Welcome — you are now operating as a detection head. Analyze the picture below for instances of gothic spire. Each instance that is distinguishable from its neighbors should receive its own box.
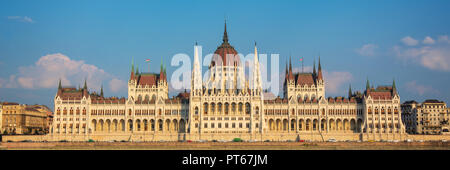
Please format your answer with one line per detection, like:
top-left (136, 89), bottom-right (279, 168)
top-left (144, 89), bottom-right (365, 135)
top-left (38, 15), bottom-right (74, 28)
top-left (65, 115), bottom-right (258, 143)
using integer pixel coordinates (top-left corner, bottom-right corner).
top-left (348, 84), bottom-right (352, 98)
top-left (100, 84), bottom-right (104, 97)
top-left (317, 56), bottom-right (323, 80)
top-left (392, 78), bottom-right (397, 95)
top-left (313, 58), bottom-right (316, 76)
top-left (223, 20), bottom-right (229, 43)
top-left (289, 56), bottom-right (292, 73)
top-left (366, 77), bottom-right (370, 90)
top-left (131, 56), bottom-right (134, 73)
top-left (83, 78), bottom-right (87, 90)
top-left (58, 78), bottom-right (62, 89)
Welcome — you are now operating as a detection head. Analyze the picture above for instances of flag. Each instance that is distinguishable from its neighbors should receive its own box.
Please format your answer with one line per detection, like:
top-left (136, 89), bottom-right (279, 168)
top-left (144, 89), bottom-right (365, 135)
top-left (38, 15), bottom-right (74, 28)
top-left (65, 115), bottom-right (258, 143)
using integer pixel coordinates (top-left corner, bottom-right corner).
top-left (145, 59), bottom-right (150, 62)
top-left (299, 57), bottom-right (303, 61)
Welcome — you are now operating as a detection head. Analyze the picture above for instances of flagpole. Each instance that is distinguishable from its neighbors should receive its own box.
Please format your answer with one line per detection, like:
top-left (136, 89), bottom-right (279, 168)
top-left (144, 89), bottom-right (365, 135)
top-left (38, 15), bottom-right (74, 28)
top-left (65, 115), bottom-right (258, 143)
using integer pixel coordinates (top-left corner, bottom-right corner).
top-left (302, 56), bottom-right (304, 73)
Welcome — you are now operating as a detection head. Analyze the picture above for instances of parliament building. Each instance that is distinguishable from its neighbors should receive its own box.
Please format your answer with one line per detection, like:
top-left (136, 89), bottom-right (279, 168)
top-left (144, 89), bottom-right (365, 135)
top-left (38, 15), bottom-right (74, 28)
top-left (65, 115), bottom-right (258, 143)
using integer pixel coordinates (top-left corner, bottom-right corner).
top-left (50, 23), bottom-right (406, 142)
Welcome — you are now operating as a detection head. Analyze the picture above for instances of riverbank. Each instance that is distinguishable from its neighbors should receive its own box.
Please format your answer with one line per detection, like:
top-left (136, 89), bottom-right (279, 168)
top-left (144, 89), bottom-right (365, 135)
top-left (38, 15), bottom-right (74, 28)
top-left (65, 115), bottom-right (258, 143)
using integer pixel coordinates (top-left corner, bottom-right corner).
top-left (1, 141), bottom-right (449, 150)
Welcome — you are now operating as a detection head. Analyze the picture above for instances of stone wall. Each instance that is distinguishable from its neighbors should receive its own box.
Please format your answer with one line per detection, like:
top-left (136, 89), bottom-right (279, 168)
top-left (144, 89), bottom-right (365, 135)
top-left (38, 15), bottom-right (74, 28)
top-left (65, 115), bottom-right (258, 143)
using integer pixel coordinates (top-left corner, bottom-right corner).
top-left (3, 133), bottom-right (450, 142)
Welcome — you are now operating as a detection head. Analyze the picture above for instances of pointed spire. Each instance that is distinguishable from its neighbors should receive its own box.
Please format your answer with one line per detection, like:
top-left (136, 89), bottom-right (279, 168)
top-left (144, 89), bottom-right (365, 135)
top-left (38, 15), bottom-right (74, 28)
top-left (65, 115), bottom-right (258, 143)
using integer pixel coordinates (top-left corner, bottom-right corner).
top-left (100, 84), bottom-right (104, 97)
top-left (317, 56), bottom-right (323, 80)
top-left (285, 62), bottom-right (288, 76)
top-left (83, 78), bottom-right (87, 90)
top-left (313, 58), bottom-right (316, 76)
top-left (366, 77), bottom-right (370, 90)
top-left (58, 78), bottom-right (62, 89)
top-left (318, 56), bottom-right (322, 72)
top-left (392, 78), bottom-right (397, 95)
top-left (348, 84), bottom-right (352, 98)
top-left (223, 20), bottom-right (229, 43)
top-left (131, 56), bottom-right (134, 73)
top-left (289, 56), bottom-right (292, 73)
top-left (136, 65), bottom-right (139, 74)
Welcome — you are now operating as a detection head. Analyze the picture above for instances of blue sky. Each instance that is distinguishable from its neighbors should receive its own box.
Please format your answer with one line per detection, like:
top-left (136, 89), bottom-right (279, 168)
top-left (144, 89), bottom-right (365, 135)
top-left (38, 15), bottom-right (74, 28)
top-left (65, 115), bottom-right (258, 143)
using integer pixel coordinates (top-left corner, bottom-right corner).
top-left (1, 0), bottom-right (449, 108)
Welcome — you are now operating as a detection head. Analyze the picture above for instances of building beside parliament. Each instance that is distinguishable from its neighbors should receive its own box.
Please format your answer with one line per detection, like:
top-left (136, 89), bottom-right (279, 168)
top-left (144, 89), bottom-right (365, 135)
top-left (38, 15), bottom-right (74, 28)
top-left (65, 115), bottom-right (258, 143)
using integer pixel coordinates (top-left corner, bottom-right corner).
top-left (1, 102), bottom-right (52, 135)
top-left (50, 23), bottom-right (406, 142)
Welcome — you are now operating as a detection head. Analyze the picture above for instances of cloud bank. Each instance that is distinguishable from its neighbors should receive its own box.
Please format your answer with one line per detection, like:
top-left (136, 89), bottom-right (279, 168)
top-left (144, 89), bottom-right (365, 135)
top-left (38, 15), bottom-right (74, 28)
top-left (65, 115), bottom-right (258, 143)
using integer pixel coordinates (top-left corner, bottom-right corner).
top-left (394, 35), bottom-right (450, 72)
top-left (0, 53), bottom-right (126, 93)
top-left (7, 16), bottom-right (34, 23)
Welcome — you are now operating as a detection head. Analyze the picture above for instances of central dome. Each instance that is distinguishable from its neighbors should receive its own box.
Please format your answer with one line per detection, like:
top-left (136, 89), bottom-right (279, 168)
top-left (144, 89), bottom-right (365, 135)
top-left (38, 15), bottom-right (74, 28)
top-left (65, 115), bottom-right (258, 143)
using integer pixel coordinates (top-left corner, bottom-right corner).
top-left (211, 22), bottom-right (240, 67)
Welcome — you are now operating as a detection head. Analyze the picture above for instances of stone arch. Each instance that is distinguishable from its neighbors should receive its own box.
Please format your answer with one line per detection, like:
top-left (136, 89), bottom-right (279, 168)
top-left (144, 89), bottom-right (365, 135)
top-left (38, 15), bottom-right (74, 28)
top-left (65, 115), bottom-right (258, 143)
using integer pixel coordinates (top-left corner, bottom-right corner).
top-left (165, 119), bottom-right (171, 131)
top-left (231, 102), bottom-right (237, 114)
top-left (321, 118), bottom-right (326, 131)
top-left (194, 106), bottom-right (199, 115)
top-left (290, 119), bottom-right (296, 131)
top-left (299, 119), bottom-right (304, 131)
top-left (91, 119), bottom-right (97, 132)
top-left (120, 119), bottom-right (125, 132)
top-left (128, 119), bottom-right (133, 131)
top-left (283, 119), bottom-right (289, 131)
top-left (225, 103), bottom-right (230, 115)
top-left (304, 94), bottom-right (309, 101)
top-left (276, 119), bottom-right (282, 131)
top-left (238, 102), bottom-right (243, 114)
top-left (306, 119), bottom-right (311, 131)
top-left (150, 119), bottom-right (155, 131)
top-left (158, 119), bottom-right (163, 131)
top-left (151, 94), bottom-right (156, 101)
top-left (145, 95), bottom-right (149, 101)
top-left (357, 118), bottom-right (363, 132)
top-left (313, 119), bottom-right (318, 131)
top-left (113, 119), bottom-right (118, 132)
top-left (350, 119), bottom-right (356, 132)
top-left (343, 119), bottom-right (350, 131)
top-left (136, 119), bottom-right (141, 131)
top-left (217, 103), bottom-right (223, 114)
top-left (143, 119), bottom-right (148, 131)
top-left (173, 119), bottom-right (178, 132)
top-left (137, 95), bottom-right (142, 101)
top-left (99, 119), bottom-right (104, 132)
top-left (245, 102), bottom-right (251, 115)
top-left (106, 119), bottom-right (111, 132)
top-left (179, 119), bottom-right (186, 133)
top-left (336, 119), bottom-right (342, 131)
top-left (203, 102), bottom-right (209, 115)
top-left (210, 102), bottom-right (216, 114)
top-left (329, 119), bottom-right (335, 131)
top-left (269, 119), bottom-right (275, 131)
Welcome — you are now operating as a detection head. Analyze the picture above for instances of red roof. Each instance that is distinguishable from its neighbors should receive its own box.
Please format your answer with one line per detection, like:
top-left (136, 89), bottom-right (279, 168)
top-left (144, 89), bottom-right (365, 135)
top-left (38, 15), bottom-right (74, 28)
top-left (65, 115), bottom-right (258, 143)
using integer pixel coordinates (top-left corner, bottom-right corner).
top-left (136, 74), bottom-right (157, 86)
top-left (296, 73), bottom-right (315, 86)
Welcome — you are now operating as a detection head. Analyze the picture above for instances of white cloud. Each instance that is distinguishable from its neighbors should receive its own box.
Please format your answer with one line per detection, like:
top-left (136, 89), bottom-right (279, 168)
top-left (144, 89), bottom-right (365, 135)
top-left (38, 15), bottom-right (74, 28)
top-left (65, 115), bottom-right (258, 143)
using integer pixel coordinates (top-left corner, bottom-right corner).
top-left (0, 53), bottom-right (125, 93)
top-left (356, 44), bottom-right (378, 56)
top-left (405, 81), bottom-right (438, 96)
top-left (394, 35), bottom-right (450, 71)
top-left (323, 71), bottom-right (353, 95)
top-left (422, 36), bottom-right (435, 45)
top-left (438, 35), bottom-right (450, 43)
top-left (401, 36), bottom-right (419, 46)
top-left (7, 16), bottom-right (35, 23)
top-left (109, 78), bottom-right (126, 93)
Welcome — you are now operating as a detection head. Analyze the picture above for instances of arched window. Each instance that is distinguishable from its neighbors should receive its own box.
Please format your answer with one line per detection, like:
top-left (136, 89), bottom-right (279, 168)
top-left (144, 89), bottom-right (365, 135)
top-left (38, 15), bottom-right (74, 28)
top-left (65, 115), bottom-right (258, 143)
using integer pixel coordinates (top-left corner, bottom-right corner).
top-left (203, 103), bottom-right (208, 115)
top-left (245, 103), bottom-right (251, 115)
top-left (225, 103), bottom-right (229, 115)
top-left (194, 107), bottom-right (199, 115)
top-left (218, 103), bottom-right (222, 113)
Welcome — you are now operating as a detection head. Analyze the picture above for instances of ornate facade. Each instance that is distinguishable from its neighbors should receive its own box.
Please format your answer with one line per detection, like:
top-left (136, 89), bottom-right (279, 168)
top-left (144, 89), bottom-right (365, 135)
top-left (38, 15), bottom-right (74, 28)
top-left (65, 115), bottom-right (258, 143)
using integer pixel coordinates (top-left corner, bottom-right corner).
top-left (1, 102), bottom-right (51, 135)
top-left (401, 100), bottom-right (450, 135)
top-left (50, 23), bottom-right (406, 141)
